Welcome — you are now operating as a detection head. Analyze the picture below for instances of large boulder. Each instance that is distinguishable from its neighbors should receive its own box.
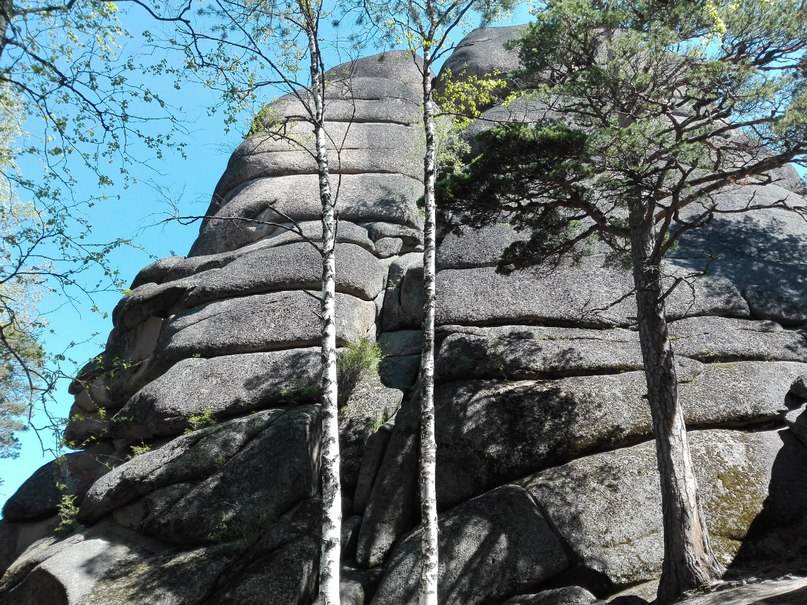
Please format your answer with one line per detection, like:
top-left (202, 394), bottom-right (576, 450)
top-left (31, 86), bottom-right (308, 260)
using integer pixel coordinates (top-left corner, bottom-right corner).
top-left (523, 429), bottom-right (807, 588)
top-left (370, 485), bottom-right (569, 605)
top-left (110, 348), bottom-right (321, 439)
top-left (79, 407), bottom-right (321, 545)
top-left (155, 290), bottom-right (376, 364)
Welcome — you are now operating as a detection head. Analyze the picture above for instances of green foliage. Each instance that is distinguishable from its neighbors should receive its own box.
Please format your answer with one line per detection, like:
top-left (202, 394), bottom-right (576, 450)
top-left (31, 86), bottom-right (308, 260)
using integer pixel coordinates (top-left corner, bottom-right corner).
top-left (0, 0), bottom-right (187, 454)
top-left (435, 68), bottom-right (511, 129)
top-left (434, 68), bottom-right (515, 177)
top-left (280, 380), bottom-right (321, 403)
top-left (185, 407), bottom-right (218, 433)
top-left (55, 493), bottom-right (80, 533)
top-left (337, 338), bottom-right (384, 401)
top-left (129, 441), bottom-right (152, 458)
top-left (338, 338), bottom-right (383, 381)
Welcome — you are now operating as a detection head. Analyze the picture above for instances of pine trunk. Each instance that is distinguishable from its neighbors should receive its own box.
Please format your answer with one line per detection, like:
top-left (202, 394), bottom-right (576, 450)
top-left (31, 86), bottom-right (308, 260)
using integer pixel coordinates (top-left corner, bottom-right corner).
top-left (418, 47), bottom-right (439, 605)
top-left (308, 29), bottom-right (341, 605)
top-left (627, 202), bottom-right (721, 604)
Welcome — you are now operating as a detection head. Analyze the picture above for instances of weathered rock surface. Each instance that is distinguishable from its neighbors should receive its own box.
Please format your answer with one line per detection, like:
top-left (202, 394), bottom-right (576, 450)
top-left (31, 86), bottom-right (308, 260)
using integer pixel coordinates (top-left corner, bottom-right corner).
top-left (436, 262), bottom-right (749, 328)
top-left (436, 25), bottom-right (527, 88)
top-left (110, 348), bottom-right (321, 439)
top-left (501, 586), bottom-right (603, 605)
top-left (2, 446), bottom-right (115, 521)
top-left (523, 429), bottom-right (807, 587)
top-left (370, 485), bottom-right (569, 605)
top-left (80, 407), bottom-right (321, 545)
top-left (156, 290), bottom-right (376, 363)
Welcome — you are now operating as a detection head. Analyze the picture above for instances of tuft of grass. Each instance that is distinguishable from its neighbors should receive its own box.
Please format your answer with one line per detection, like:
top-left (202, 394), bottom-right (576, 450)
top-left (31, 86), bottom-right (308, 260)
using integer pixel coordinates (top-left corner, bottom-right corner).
top-left (337, 338), bottom-right (384, 404)
top-left (129, 441), bottom-right (152, 458)
top-left (185, 407), bottom-right (218, 433)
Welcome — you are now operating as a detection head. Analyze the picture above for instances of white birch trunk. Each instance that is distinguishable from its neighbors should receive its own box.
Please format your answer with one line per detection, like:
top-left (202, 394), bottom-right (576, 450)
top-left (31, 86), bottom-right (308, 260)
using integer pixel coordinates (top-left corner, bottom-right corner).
top-left (307, 26), bottom-right (341, 605)
top-left (418, 45), bottom-right (439, 605)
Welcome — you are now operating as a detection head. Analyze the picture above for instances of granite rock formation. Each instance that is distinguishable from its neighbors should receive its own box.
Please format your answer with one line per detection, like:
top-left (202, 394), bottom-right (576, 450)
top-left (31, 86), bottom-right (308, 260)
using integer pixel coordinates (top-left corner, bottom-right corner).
top-left (2, 28), bottom-right (807, 605)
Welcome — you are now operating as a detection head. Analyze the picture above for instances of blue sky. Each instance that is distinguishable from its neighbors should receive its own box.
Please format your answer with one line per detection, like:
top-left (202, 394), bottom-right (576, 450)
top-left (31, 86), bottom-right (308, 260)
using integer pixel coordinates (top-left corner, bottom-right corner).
top-left (1, 3), bottom-right (805, 509)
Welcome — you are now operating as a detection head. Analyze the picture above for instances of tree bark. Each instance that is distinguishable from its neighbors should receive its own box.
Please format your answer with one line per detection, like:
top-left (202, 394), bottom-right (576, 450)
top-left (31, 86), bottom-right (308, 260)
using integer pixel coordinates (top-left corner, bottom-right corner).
top-left (628, 201), bottom-right (721, 604)
top-left (418, 44), bottom-right (439, 605)
top-left (308, 27), bottom-right (341, 605)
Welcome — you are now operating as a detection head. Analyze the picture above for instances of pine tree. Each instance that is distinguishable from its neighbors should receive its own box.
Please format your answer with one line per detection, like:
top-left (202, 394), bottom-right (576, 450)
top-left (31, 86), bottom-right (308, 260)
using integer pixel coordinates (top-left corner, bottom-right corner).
top-left (440, 1), bottom-right (806, 601)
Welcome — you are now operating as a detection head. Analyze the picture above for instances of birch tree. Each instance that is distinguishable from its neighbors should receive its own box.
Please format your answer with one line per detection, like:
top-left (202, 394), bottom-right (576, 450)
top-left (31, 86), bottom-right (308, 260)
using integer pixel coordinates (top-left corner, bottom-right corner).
top-left (0, 0), bottom-right (185, 452)
top-left (439, 1), bottom-right (806, 602)
top-left (361, 1), bottom-right (515, 601)
top-left (161, 1), bottom-right (353, 600)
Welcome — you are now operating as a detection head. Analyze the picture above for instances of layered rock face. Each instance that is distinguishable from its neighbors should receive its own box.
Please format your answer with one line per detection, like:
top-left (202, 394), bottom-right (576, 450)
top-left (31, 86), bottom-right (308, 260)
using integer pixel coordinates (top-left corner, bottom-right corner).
top-left (2, 28), bottom-right (807, 605)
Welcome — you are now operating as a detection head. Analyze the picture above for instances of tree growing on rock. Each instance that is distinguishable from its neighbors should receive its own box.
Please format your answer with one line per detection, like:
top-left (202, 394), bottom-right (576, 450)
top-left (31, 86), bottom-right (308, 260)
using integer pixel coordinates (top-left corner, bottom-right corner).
top-left (360, 1), bottom-right (515, 601)
top-left (160, 1), bottom-right (362, 601)
top-left (440, 1), bottom-right (806, 602)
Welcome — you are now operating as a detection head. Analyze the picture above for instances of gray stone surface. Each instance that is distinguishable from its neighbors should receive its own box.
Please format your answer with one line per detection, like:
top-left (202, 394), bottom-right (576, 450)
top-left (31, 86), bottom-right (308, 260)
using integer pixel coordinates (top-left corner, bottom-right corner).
top-left (2, 446), bottom-right (115, 521)
top-left (196, 499), bottom-right (320, 605)
top-left (464, 97), bottom-right (558, 150)
top-left (437, 223), bottom-right (525, 270)
top-left (156, 290), bottom-right (376, 365)
top-left (0, 522), bottom-right (17, 578)
top-left (436, 324), bottom-right (644, 381)
top-left (111, 348), bottom-right (321, 439)
top-left (116, 242), bottom-right (385, 333)
top-left (523, 429), bottom-right (807, 587)
top-left (355, 398), bottom-right (420, 567)
top-left (364, 222), bottom-right (422, 245)
top-left (339, 374), bottom-right (403, 497)
top-left (358, 361), bottom-right (804, 555)
top-left (669, 316), bottom-right (807, 362)
top-left (501, 586), bottom-right (602, 605)
top-left (742, 285), bottom-right (807, 327)
top-left (678, 576), bottom-right (807, 605)
top-left (1, 500), bottom-right (322, 605)
top-left (182, 241), bottom-right (385, 304)
top-left (436, 25), bottom-right (527, 88)
top-left (437, 319), bottom-right (807, 381)
top-left (340, 566), bottom-right (383, 605)
top-left (0, 522), bottom-right (148, 605)
top-left (198, 172), bottom-right (423, 256)
top-left (211, 127), bottom-right (423, 205)
top-left (670, 184), bottom-right (807, 298)
top-left (370, 485), bottom-right (569, 605)
top-left (325, 50), bottom-right (423, 84)
top-left (436, 262), bottom-right (748, 329)
top-left (186, 217), bottom-right (376, 270)
top-left (352, 421), bottom-right (393, 515)
top-left (378, 330), bottom-right (422, 357)
top-left (769, 163), bottom-right (807, 194)
top-left (130, 256), bottom-right (184, 289)
top-left (103, 316), bottom-right (165, 366)
top-left (233, 122), bottom-right (418, 156)
top-left (791, 375), bottom-right (807, 399)
top-left (260, 94), bottom-right (420, 127)
top-left (372, 237), bottom-right (403, 258)
top-left (80, 407), bottom-right (320, 546)
top-left (382, 254), bottom-right (424, 331)
top-left (433, 360), bottom-right (801, 507)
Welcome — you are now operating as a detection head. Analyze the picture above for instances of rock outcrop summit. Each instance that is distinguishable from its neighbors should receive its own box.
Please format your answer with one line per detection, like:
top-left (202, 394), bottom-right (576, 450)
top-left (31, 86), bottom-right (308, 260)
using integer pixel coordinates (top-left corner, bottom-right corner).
top-left (1, 26), bottom-right (807, 605)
